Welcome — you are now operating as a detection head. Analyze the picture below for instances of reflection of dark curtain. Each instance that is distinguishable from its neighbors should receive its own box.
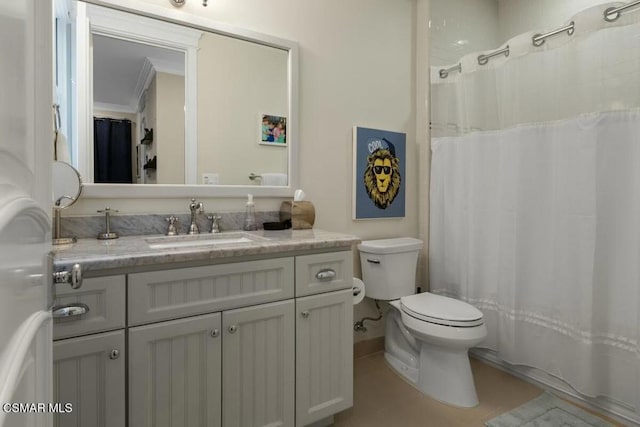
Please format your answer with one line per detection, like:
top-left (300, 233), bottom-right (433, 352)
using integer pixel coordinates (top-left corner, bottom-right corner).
top-left (93, 118), bottom-right (133, 183)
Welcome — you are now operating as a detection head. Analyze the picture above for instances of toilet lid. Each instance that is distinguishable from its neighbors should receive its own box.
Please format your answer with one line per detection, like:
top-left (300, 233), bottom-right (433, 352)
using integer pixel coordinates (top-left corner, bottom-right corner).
top-left (400, 293), bottom-right (484, 327)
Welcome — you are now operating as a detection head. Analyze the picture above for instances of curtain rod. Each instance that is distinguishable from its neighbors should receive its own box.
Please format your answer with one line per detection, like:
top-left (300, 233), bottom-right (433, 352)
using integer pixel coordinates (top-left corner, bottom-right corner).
top-left (604, 0), bottom-right (640, 21)
top-left (438, 0), bottom-right (640, 78)
top-left (439, 63), bottom-right (461, 79)
top-left (477, 45), bottom-right (509, 66)
top-left (532, 21), bottom-right (575, 46)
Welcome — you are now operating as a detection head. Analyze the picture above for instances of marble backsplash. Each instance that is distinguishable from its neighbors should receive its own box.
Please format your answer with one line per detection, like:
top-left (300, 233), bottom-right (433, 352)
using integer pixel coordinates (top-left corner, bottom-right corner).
top-left (60, 210), bottom-right (281, 239)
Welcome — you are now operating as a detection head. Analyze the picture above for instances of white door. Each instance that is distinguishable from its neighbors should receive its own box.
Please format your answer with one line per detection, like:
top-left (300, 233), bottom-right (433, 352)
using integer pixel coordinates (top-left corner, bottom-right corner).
top-left (0, 0), bottom-right (54, 426)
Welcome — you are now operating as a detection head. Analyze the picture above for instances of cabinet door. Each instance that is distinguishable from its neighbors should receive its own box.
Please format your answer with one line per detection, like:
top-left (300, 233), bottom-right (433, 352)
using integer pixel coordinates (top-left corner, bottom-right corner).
top-left (222, 300), bottom-right (295, 427)
top-left (53, 330), bottom-right (125, 427)
top-left (129, 313), bottom-right (222, 427)
top-left (296, 289), bottom-right (353, 426)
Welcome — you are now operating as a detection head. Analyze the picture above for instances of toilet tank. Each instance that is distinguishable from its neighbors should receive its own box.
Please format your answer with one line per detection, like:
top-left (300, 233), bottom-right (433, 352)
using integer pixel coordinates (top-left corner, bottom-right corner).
top-left (358, 237), bottom-right (423, 300)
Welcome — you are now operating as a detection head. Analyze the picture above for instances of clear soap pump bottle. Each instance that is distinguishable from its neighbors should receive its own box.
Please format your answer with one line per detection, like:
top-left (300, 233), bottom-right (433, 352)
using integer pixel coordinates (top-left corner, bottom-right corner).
top-left (243, 194), bottom-right (257, 231)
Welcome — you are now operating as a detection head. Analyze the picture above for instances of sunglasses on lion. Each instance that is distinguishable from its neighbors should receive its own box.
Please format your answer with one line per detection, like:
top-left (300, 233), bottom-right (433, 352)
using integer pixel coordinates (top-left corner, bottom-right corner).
top-left (374, 166), bottom-right (392, 174)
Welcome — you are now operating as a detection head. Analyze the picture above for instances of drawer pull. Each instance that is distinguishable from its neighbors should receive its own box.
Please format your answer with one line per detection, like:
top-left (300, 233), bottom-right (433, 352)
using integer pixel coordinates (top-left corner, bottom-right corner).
top-left (366, 258), bottom-right (381, 264)
top-left (316, 269), bottom-right (337, 281)
top-left (52, 303), bottom-right (89, 318)
top-left (228, 325), bottom-right (237, 334)
top-left (109, 349), bottom-right (120, 360)
top-left (210, 329), bottom-right (220, 338)
top-left (301, 310), bottom-right (310, 318)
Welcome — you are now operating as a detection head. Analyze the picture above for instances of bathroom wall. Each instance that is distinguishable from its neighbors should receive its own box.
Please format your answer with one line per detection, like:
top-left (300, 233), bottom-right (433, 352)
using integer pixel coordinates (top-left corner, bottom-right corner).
top-left (429, 0), bottom-right (614, 67)
top-left (429, 0), bottom-right (500, 66)
top-left (67, 0), bottom-right (423, 343)
top-left (498, 0), bottom-right (616, 42)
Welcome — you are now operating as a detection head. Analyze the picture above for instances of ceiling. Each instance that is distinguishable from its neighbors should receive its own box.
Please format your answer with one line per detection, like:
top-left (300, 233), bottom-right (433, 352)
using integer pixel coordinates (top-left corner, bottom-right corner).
top-left (92, 34), bottom-right (184, 113)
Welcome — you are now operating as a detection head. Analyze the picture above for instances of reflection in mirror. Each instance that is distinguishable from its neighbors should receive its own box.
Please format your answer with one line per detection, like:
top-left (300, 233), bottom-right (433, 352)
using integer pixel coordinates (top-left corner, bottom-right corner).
top-left (54, 0), bottom-right (296, 195)
top-left (52, 161), bottom-right (83, 245)
top-left (92, 34), bottom-right (185, 184)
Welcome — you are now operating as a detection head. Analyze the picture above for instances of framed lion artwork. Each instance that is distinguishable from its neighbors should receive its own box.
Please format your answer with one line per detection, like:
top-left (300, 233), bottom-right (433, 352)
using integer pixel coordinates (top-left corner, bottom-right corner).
top-left (352, 126), bottom-right (406, 219)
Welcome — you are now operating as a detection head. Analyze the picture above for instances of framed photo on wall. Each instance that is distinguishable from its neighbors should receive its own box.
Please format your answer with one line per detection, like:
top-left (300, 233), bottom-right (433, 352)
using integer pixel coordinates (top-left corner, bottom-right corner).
top-left (353, 126), bottom-right (406, 219)
top-left (260, 114), bottom-right (287, 146)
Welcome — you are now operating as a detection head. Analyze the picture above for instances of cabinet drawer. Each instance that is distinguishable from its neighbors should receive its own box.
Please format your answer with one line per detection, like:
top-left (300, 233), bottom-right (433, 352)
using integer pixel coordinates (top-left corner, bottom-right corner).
top-left (53, 275), bottom-right (126, 340)
top-left (295, 251), bottom-right (353, 297)
top-left (128, 257), bottom-right (294, 326)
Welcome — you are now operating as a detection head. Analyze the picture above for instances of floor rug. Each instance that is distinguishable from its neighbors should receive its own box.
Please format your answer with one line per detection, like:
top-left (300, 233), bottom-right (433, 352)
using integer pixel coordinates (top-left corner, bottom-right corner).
top-left (485, 392), bottom-right (614, 427)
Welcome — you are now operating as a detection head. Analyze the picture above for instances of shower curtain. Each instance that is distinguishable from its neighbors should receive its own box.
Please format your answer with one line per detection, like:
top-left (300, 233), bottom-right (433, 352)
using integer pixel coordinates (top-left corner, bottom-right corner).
top-left (429, 4), bottom-right (640, 414)
top-left (94, 117), bottom-right (133, 183)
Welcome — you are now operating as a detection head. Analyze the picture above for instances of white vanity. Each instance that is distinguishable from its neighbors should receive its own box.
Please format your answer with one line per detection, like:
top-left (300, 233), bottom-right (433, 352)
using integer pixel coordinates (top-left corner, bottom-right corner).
top-left (51, 230), bottom-right (358, 427)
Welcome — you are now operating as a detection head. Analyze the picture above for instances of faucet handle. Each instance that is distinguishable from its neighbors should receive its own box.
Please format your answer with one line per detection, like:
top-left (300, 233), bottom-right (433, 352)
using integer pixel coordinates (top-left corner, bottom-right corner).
top-left (207, 214), bottom-right (222, 234)
top-left (165, 216), bottom-right (179, 236)
top-left (96, 207), bottom-right (119, 240)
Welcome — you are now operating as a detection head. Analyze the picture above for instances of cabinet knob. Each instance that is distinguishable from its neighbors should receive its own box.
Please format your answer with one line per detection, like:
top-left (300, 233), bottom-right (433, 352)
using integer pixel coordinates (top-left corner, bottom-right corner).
top-left (109, 349), bottom-right (120, 360)
top-left (301, 310), bottom-right (310, 318)
top-left (228, 325), bottom-right (237, 334)
top-left (210, 329), bottom-right (220, 338)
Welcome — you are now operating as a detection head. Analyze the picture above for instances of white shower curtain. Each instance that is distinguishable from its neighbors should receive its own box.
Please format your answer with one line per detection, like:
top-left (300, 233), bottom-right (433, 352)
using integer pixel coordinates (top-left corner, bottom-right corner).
top-left (429, 4), bottom-right (640, 414)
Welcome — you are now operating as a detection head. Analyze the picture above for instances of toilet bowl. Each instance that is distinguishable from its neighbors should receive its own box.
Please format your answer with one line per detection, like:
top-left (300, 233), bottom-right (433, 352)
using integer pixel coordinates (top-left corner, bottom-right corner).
top-left (358, 238), bottom-right (487, 407)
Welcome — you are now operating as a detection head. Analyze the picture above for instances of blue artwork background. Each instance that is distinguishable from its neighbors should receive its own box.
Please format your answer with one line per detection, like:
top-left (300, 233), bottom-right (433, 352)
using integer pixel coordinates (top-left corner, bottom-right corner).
top-left (354, 127), bottom-right (406, 219)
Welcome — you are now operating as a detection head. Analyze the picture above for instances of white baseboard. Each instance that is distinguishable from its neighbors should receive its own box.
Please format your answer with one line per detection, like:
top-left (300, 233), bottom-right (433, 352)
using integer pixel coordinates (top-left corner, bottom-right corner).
top-left (470, 348), bottom-right (640, 426)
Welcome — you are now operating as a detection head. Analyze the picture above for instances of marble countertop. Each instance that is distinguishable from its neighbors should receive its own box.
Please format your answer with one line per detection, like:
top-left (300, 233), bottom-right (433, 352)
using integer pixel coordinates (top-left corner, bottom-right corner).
top-left (51, 229), bottom-right (360, 273)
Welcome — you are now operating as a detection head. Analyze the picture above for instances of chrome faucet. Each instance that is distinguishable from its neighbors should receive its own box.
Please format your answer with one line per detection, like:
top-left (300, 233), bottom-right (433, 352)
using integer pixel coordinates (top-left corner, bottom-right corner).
top-left (188, 198), bottom-right (204, 234)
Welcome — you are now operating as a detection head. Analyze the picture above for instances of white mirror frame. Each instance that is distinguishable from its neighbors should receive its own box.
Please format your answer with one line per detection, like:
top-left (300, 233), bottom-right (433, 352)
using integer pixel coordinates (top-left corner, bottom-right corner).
top-left (77, 0), bottom-right (299, 198)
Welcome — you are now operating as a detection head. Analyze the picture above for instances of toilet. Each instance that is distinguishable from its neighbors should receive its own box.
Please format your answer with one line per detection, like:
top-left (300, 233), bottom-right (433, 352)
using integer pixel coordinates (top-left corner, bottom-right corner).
top-left (358, 237), bottom-right (487, 408)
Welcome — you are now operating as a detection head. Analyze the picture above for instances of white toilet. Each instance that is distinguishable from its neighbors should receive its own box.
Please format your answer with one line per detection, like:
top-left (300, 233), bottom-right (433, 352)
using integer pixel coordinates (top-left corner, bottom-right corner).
top-left (358, 237), bottom-right (487, 408)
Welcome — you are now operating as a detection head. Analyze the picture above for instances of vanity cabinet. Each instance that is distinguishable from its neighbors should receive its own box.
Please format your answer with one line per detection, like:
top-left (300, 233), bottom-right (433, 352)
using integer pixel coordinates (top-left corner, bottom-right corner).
top-left (129, 300), bottom-right (295, 427)
top-left (52, 275), bottom-right (126, 427)
top-left (53, 248), bottom-right (353, 427)
top-left (53, 330), bottom-right (125, 427)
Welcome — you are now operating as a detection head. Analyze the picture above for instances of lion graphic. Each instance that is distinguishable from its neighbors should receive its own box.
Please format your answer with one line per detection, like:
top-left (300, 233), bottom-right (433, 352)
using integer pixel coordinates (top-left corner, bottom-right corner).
top-left (364, 148), bottom-right (401, 209)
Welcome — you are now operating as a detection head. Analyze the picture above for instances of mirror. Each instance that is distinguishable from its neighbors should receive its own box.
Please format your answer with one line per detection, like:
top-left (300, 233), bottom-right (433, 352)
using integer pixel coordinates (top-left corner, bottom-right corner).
top-left (54, 0), bottom-right (298, 198)
top-left (52, 161), bottom-right (83, 244)
top-left (52, 161), bottom-right (83, 209)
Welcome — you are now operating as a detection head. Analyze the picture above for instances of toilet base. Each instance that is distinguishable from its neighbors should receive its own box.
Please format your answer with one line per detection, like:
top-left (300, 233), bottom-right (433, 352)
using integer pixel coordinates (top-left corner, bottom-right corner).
top-left (384, 303), bottom-right (483, 408)
top-left (416, 342), bottom-right (479, 408)
top-left (384, 351), bottom-right (419, 385)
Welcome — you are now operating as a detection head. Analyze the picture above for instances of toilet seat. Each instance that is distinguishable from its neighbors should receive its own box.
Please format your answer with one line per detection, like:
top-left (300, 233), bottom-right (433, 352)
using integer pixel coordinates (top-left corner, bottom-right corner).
top-left (400, 293), bottom-right (484, 328)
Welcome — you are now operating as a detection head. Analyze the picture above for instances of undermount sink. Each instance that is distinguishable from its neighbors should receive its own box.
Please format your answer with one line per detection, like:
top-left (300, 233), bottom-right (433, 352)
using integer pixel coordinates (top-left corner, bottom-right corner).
top-left (145, 232), bottom-right (266, 250)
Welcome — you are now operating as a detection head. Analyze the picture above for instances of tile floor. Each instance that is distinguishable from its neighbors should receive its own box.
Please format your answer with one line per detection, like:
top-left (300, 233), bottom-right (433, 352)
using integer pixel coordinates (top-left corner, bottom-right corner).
top-left (334, 352), bottom-right (623, 427)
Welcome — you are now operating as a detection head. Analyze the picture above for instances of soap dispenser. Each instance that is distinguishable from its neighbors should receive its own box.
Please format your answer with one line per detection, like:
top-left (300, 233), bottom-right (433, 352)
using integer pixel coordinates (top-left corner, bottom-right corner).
top-left (243, 194), bottom-right (257, 231)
